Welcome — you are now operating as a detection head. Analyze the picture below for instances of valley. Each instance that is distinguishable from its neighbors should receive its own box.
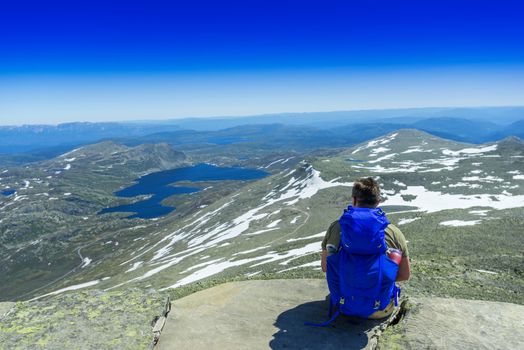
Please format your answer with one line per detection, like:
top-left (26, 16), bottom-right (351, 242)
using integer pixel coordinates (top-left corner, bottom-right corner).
top-left (1, 127), bottom-right (523, 349)
top-left (1, 129), bottom-right (522, 303)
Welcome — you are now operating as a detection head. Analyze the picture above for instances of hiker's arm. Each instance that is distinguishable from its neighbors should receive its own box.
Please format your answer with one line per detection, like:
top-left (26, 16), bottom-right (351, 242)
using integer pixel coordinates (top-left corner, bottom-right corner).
top-left (396, 257), bottom-right (411, 281)
top-left (321, 250), bottom-right (328, 273)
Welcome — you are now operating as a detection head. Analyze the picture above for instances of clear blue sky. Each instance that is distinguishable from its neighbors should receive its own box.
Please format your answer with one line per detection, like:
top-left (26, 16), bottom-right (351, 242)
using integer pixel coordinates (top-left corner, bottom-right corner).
top-left (0, 0), bottom-right (523, 125)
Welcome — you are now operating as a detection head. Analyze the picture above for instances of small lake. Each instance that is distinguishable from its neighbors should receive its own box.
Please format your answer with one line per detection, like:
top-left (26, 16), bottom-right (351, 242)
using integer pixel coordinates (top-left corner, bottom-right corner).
top-left (99, 163), bottom-right (268, 219)
top-left (1, 189), bottom-right (16, 196)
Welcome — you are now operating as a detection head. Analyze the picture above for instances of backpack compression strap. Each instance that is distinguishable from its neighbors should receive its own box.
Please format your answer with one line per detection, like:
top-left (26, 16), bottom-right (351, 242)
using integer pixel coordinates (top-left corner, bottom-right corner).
top-left (304, 298), bottom-right (341, 327)
top-left (304, 310), bottom-right (341, 327)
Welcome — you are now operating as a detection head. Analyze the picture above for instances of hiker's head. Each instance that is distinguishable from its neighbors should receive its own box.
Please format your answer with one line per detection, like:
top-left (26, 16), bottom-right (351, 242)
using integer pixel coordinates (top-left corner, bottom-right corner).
top-left (351, 177), bottom-right (381, 208)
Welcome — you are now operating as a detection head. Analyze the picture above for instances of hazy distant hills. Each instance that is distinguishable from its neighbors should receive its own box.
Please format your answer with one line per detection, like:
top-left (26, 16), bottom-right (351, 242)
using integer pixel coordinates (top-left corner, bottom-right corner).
top-left (1, 106), bottom-right (523, 165)
top-left (126, 116), bottom-right (524, 150)
top-left (0, 122), bottom-right (181, 154)
top-left (168, 106), bottom-right (524, 130)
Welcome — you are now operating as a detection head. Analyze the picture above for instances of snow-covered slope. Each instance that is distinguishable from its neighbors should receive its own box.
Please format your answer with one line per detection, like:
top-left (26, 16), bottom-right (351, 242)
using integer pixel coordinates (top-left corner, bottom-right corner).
top-left (16, 130), bottom-right (524, 301)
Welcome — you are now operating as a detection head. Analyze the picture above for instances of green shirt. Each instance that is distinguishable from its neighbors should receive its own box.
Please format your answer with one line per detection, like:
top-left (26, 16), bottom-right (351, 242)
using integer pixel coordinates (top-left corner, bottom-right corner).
top-left (321, 220), bottom-right (409, 258)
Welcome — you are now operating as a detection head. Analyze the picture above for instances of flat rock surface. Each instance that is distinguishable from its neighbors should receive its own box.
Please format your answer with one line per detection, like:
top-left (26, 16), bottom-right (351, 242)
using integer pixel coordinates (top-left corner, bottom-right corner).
top-left (397, 297), bottom-right (524, 350)
top-left (157, 279), bottom-right (384, 350)
top-left (157, 279), bottom-right (524, 350)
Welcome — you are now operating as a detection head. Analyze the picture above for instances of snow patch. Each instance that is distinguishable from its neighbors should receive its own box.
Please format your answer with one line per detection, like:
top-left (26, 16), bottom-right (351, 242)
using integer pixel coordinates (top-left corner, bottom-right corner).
top-left (29, 278), bottom-right (107, 301)
top-left (278, 260), bottom-right (321, 273)
top-left (233, 246), bottom-right (271, 256)
top-left (462, 176), bottom-right (503, 183)
top-left (59, 147), bottom-right (81, 158)
top-left (81, 257), bottom-right (92, 268)
top-left (245, 271), bottom-right (262, 277)
top-left (469, 210), bottom-right (490, 216)
top-left (126, 261), bottom-right (143, 272)
top-left (440, 220), bottom-right (481, 227)
top-left (401, 147), bottom-right (432, 154)
top-left (266, 219), bottom-right (282, 228)
top-left (369, 147), bottom-right (391, 155)
top-left (384, 186), bottom-right (524, 213)
top-left (351, 133), bottom-right (398, 154)
top-left (264, 158), bottom-right (285, 168)
top-left (290, 215), bottom-right (300, 224)
top-left (286, 232), bottom-right (325, 242)
top-left (368, 153), bottom-right (397, 164)
top-left (162, 256), bottom-right (267, 290)
top-left (250, 241), bottom-right (321, 267)
top-left (442, 145), bottom-right (497, 156)
top-left (397, 218), bottom-right (420, 225)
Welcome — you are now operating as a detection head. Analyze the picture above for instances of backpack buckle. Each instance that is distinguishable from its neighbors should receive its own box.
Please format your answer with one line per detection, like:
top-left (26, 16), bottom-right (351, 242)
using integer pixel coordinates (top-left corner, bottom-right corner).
top-left (374, 300), bottom-right (381, 309)
top-left (340, 297), bottom-right (345, 305)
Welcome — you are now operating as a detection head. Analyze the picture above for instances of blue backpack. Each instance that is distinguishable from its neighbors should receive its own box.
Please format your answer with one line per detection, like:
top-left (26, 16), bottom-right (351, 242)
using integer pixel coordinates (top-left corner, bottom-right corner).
top-left (307, 206), bottom-right (400, 326)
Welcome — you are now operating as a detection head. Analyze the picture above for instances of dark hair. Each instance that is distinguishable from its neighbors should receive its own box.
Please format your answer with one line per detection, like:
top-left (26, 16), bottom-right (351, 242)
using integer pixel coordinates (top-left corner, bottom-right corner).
top-left (352, 177), bottom-right (381, 207)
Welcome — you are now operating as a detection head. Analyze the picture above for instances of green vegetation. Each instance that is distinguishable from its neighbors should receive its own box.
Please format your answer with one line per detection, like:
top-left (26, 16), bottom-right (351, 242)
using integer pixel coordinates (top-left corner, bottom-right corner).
top-left (0, 289), bottom-right (166, 350)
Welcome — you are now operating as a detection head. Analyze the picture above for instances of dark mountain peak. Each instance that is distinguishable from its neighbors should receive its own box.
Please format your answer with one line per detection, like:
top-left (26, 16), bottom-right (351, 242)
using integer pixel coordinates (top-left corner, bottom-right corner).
top-left (507, 119), bottom-right (524, 128)
top-left (345, 128), bottom-right (471, 158)
top-left (385, 128), bottom-right (461, 143)
top-left (413, 116), bottom-right (499, 127)
top-left (496, 136), bottom-right (524, 152)
top-left (497, 135), bottom-right (523, 144)
top-left (131, 143), bottom-right (187, 161)
top-left (60, 141), bottom-right (126, 156)
top-left (51, 141), bottom-right (187, 168)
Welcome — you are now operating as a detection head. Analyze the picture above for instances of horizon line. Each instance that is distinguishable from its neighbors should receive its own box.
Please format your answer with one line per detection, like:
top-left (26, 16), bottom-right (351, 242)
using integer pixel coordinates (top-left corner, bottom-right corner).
top-left (2, 104), bottom-right (524, 127)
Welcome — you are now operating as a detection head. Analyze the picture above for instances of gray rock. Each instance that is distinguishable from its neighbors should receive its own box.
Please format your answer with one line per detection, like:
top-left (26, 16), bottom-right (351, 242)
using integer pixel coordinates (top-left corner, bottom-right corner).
top-left (157, 279), bottom-right (524, 350)
top-left (389, 297), bottom-right (524, 350)
top-left (0, 302), bottom-right (14, 320)
top-left (158, 279), bottom-right (391, 350)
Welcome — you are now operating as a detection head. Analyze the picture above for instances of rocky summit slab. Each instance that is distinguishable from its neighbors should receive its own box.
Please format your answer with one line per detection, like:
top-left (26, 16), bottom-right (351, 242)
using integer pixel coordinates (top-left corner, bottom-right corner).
top-left (391, 297), bottom-right (524, 350)
top-left (156, 279), bottom-right (389, 350)
top-left (156, 279), bottom-right (524, 350)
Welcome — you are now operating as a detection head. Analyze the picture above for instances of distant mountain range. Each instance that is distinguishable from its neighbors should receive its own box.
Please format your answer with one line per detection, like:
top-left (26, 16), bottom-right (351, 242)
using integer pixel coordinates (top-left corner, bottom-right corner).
top-left (0, 122), bottom-right (181, 154)
top-left (112, 116), bottom-right (524, 150)
top-left (1, 107), bottom-right (523, 165)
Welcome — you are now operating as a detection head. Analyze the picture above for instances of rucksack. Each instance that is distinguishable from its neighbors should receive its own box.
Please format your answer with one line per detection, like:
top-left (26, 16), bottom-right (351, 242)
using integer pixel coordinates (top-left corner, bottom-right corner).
top-left (306, 206), bottom-right (400, 327)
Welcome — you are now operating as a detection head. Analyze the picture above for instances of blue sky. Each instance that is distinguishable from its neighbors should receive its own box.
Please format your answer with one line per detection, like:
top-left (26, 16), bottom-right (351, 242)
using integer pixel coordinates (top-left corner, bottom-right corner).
top-left (0, 0), bottom-right (523, 125)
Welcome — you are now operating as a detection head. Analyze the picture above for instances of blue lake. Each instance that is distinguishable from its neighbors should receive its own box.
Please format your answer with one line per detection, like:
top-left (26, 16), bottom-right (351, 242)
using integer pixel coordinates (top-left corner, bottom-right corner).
top-left (1, 189), bottom-right (16, 196)
top-left (99, 163), bottom-right (268, 219)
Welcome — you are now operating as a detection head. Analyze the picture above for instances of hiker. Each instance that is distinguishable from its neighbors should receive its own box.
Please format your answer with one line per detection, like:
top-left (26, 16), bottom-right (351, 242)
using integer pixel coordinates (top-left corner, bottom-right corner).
top-left (320, 177), bottom-right (410, 320)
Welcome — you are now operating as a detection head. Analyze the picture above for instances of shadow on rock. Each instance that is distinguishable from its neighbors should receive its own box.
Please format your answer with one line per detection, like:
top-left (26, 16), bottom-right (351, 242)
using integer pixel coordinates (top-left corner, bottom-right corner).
top-left (270, 299), bottom-right (383, 350)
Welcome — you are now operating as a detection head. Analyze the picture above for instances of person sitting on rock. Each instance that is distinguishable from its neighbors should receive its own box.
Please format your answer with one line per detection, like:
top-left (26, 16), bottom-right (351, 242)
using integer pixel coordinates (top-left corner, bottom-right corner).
top-left (320, 177), bottom-right (411, 320)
